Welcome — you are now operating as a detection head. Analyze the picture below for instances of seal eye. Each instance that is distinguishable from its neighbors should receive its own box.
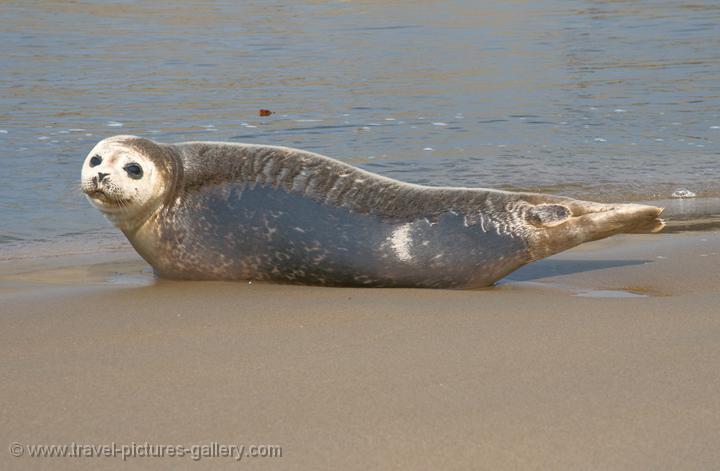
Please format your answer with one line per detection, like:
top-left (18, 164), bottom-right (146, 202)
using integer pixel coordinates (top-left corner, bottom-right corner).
top-left (89, 155), bottom-right (102, 167)
top-left (124, 163), bottom-right (143, 179)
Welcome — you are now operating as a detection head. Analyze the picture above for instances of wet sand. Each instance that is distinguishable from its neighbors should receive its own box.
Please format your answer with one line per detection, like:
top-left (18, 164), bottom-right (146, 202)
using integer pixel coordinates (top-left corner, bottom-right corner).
top-left (1, 232), bottom-right (719, 470)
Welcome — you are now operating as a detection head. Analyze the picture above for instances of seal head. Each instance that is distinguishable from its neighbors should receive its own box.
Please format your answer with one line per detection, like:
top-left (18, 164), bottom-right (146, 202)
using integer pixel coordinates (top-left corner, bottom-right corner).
top-left (80, 135), bottom-right (178, 231)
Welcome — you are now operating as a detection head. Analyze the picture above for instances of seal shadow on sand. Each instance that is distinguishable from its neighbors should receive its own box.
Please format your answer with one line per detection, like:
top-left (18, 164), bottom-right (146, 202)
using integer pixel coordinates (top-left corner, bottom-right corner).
top-left (102, 259), bottom-right (654, 291)
top-left (502, 259), bottom-right (650, 282)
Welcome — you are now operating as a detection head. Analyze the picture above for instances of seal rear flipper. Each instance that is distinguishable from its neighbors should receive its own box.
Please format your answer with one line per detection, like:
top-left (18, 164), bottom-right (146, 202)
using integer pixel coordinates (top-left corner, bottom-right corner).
top-left (527, 202), bottom-right (664, 260)
top-left (572, 203), bottom-right (665, 240)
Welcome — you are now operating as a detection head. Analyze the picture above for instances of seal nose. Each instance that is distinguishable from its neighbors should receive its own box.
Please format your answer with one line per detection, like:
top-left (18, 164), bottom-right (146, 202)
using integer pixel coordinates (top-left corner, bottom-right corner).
top-left (97, 172), bottom-right (109, 183)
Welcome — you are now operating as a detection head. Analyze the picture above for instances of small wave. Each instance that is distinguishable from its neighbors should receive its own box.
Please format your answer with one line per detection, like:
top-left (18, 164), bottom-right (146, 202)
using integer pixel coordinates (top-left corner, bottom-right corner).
top-left (671, 188), bottom-right (696, 198)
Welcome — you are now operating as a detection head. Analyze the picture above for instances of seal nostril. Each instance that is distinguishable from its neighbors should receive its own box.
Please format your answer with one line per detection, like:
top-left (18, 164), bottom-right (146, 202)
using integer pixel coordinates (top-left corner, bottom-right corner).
top-left (98, 172), bottom-right (109, 182)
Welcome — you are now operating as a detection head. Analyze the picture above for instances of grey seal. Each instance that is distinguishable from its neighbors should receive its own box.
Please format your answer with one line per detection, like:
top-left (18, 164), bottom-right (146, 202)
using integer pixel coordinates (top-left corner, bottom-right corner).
top-left (80, 135), bottom-right (664, 288)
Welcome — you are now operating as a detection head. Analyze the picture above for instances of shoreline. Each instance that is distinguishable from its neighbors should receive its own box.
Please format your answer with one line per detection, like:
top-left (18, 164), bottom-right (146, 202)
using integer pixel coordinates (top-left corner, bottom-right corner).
top-left (1, 230), bottom-right (719, 296)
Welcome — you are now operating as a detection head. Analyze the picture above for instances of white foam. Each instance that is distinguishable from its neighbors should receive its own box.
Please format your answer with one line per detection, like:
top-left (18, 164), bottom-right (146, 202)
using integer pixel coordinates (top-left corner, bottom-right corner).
top-left (671, 188), bottom-right (696, 198)
top-left (106, 121), bottom-right (124, 127)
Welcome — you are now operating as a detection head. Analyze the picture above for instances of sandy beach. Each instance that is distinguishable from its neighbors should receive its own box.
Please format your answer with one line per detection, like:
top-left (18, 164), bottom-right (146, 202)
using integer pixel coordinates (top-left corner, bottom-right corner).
top-left (1, 230), bottom-right (719, 470)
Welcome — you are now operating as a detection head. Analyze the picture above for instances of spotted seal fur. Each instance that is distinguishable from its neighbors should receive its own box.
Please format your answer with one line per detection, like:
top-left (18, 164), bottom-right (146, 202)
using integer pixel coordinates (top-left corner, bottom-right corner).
top-left (81, 135), bottom-right (664, 288)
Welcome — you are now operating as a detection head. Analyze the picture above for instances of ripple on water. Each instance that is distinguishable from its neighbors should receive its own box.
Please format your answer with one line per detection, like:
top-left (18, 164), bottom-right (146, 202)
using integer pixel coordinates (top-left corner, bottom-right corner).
top-left (2, 0), bottom-right (720, 249)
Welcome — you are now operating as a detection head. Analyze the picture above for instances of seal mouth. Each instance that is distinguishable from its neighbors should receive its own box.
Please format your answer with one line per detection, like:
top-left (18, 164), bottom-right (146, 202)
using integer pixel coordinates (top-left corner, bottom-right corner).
top-left (85, 189), bottom-right (128, 207)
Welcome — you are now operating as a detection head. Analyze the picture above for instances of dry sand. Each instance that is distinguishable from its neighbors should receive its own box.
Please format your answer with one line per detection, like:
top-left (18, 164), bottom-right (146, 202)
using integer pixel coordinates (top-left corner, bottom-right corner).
top-left (1, 231), bottom-right (719, 470)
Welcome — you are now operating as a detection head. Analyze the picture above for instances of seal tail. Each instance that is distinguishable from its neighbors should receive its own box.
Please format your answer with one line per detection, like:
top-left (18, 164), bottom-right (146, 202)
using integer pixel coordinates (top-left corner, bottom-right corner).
top-left (526, 200), bottom-right (664, 260)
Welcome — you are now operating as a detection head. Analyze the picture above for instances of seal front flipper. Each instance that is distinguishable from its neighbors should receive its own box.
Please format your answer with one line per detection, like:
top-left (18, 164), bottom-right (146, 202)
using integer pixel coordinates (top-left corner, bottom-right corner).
top-left (526, 204), bottom-right (572, 228)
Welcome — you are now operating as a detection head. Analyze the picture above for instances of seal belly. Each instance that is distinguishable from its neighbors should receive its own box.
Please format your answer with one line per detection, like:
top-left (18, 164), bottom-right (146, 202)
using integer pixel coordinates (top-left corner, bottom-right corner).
top-left (152, 182), bottom-right (529, 288)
